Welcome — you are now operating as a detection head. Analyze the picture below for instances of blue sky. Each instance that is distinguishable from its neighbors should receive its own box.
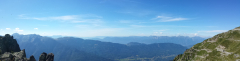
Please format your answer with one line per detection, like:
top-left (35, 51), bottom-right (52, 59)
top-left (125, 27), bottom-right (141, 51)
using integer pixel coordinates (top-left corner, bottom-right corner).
top-left (0, 0), bottom-right (240, 37)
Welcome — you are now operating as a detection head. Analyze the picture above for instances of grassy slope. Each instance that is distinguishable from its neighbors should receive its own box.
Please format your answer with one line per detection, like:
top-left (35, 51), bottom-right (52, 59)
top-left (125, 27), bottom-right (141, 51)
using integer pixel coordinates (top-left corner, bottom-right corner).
top-left (174, 26), bottom-right (240, 61)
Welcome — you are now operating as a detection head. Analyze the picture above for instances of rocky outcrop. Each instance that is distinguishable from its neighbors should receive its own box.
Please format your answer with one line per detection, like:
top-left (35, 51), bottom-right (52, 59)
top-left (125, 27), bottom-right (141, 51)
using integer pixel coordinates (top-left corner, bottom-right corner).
top-left (39, 52), bottom-right (47, 61)
top-left (0, 49), bottom-right (28, 61)
top-left (0, 34), bottom-right (54, 61)
top-left (39, 52), bottom-right (54, 61)
top-left (0, 34), bottom-right (21, 54)
top-left (28, 55), bottom-right (36, 61)
top-left (46, 53), bottom-right (54, 61)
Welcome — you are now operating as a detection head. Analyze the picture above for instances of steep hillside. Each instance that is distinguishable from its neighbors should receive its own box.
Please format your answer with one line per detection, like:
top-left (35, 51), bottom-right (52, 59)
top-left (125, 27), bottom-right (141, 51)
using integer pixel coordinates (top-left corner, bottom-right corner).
top-left (174, 26), bottom-right (240, 61)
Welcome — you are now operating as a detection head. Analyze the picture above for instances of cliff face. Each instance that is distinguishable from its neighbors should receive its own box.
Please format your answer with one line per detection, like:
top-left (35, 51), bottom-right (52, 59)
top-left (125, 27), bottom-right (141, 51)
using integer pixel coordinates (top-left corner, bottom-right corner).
top-left (0, 34), bottom-right (21, 54)
top-left (0, 34), bottom-right (54, 61)
top-left (174, 26), bottom-right (240, 61)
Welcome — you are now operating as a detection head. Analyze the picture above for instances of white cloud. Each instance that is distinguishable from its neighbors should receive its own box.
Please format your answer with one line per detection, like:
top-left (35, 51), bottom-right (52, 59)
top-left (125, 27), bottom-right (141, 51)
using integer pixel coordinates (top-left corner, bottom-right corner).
top-left (51, 15), bottom-right (77, 20)
top-left (152, 32), bottom-right (164, 36)
top-left (6, 28), bottom-right (11, 30)
top-left (160, 32), bottom-right (163, 34)
top-left (29, 15), bottom-right (78, 21)
top-left (34, 28), bottom-right (38, 30)
top-left (198, 30), bottom-right (227, 33)
top-left (175, 33), bottom-right (200, 37)
top-left (15, 28), bottom-right (23, 32)
top-left (153, 16), bottom-right (188, 22)
top-left (19, 15), bottom-right (103, 24)
top-left (18, 14), bottom-right (25, 17)
top-left (194, 33), bottom-right (198, 36)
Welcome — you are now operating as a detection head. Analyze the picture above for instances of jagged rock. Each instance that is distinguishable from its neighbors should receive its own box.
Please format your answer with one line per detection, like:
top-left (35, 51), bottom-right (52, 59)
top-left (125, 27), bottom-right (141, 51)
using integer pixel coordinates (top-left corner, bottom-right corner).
top-left (28, 55), bottom-right (36, 61)
top-left (13, 49), bottom-right (26, 58)
top-left (46, 53), bottom-right (54, 61)
top-left (13, 49), bottom-right (28, 61)
top-left (0, 52), bottom-right (14, 60)
top-left (39, 52), bottom-right (54, 61)
top-left (39, 52), bottom-right (47, 61)
top-left (0, 34), bottom-right (54, 61)
top-left (0, 34), bottom-right (21, 54)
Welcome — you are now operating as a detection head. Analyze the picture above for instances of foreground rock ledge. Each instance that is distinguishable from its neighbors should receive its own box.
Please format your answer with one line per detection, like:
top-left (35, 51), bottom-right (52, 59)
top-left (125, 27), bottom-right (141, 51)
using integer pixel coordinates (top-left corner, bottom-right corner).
top-left (0, 34), bottom-right (54, 61)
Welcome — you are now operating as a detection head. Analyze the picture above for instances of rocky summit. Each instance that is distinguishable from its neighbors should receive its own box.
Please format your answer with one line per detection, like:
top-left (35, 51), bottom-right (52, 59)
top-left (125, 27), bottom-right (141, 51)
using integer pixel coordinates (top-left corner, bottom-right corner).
top-left (174, 26), bottom-right (240, 61)
top-left (0, 34), bottom-right (54, 61)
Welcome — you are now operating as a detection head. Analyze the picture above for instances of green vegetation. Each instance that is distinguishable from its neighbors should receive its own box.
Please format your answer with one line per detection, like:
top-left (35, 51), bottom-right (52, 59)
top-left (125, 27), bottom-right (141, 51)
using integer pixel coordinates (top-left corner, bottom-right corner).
top-left (205, 49), bottom-right (221, 61)
top-left (116, 56), bottom-right (174, 61)
top-left (236, 27), bottom-right (240, 29)
top-left (226, 30), bottom-right (240, 39)
top-left (193, 43), bottom-right (202, 49)
top-left (205, 42), bottom-right (217, 49)
top-left (174, 26), bottom-right (240, 61)
top-left (197, 50), bottom-right (207, 56)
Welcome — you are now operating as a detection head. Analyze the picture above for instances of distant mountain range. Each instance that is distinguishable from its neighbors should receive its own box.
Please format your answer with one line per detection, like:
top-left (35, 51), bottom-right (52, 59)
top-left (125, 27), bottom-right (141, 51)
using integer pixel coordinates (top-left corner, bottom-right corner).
top-left (91, 36), bottom-right (206, 47)
top-left (56, 37), bottom-right (188, 61)
top-left (12, 33), bottom-right (112, 61)
top-left (9, 33), bottom-right (192, 61)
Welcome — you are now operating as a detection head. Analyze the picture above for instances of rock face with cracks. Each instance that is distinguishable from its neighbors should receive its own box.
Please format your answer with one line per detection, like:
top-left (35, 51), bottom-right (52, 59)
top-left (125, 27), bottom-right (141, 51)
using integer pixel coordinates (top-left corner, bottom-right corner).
top-left (0, 34), bottom-right (54, 61)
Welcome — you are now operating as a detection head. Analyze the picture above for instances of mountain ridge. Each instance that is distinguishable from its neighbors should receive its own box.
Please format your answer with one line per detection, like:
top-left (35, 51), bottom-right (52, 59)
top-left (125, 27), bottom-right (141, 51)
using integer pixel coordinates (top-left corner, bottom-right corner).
top-left (174, 26), bottom-right (240, 61)
top-left (11, 33), bottom-right (113, 61)
top-left (11, 33), bottom-right (189, 61)
top-left (92, 36), bottom-right (206, 47)
top-left (56, 37), bottom-right (188, 61)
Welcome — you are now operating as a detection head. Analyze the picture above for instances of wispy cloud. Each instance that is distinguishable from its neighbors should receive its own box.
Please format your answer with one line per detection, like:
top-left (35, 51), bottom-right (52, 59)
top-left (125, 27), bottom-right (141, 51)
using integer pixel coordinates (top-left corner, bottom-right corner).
top-left (34, 28), bottom-right (38, 30)
top-left (152, 32), bottom-right (163, 36)
top-left (198, 30), bottom-right (228, 33)
top-left (130, 25), bottom-right (189, 28)
top-left (152, 16), bottom-right (188, 22)
top-left (194, 33), bottom-right (198, 36)
top-left (18, 14), bottom-right (103, 24)
top-left (6, 28), bottom-right (11, 30)
top-left (15, 28), bottom-right (23, 32)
